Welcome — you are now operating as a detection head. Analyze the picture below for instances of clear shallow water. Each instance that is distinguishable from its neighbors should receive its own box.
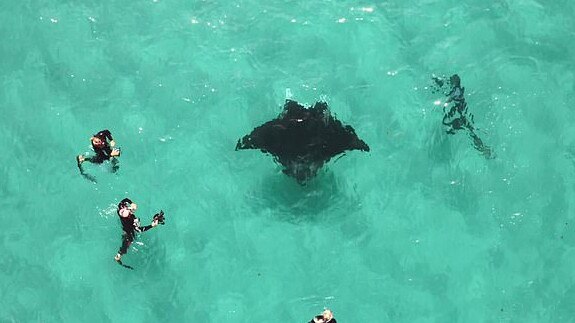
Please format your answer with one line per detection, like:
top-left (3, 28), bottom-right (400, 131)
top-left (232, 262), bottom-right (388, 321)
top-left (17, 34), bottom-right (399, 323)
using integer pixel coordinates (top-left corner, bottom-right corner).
top-left (1, 0), bottom-right (575, 322)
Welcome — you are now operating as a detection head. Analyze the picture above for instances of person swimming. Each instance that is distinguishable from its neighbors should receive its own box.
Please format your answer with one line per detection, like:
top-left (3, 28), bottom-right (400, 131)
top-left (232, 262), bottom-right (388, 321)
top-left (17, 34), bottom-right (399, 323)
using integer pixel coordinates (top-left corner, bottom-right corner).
top-left (309, 309), bottom-right (337, 323)
top-left (76, 129), bottom-right (121, 181)
top-left (114, 198), bottom-right (165, 269)
top-left (432, 74), bottom-right (493, 158)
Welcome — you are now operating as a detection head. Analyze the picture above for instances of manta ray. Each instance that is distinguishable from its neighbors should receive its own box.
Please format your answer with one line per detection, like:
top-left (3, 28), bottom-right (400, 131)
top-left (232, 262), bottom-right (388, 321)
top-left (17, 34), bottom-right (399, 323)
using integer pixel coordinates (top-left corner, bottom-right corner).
top-left (236, 100), bottom-right (370, 183)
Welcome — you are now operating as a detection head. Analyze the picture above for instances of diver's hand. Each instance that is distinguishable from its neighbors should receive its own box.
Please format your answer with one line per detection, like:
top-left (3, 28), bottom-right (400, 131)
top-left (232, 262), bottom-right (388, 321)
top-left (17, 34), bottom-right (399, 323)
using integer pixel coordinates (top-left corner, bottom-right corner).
top-left (111, 148), bottom-right (121, 157)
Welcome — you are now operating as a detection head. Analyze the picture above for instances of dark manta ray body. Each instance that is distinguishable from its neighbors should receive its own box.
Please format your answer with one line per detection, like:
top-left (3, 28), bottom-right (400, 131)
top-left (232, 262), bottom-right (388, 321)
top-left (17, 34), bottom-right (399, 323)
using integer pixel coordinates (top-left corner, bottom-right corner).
top-left (236, 100), bottom-right (370, 183)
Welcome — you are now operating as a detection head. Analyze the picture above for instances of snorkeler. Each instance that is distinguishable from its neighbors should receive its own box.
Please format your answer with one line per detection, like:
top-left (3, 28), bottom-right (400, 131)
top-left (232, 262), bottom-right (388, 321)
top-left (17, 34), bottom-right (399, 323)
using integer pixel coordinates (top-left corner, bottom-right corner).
top-left (114, 198), bottom-right (165, 269)
top-left (432, 74), bottom-right (493, 158)
top-left (76, 129), bottom-right (121, 181)
top-left (309, 309), bottom-right (337, 323)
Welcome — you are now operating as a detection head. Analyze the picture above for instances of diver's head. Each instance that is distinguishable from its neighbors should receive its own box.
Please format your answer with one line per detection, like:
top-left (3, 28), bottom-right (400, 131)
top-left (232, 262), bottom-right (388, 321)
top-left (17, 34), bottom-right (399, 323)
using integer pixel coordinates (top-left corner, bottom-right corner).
top-left (91, 136), bottom-right (104, 147)
top-left (314, 317), bottom-right (325, 323)
top-left (128, 203), bottom-right (137, 212)
top-left (322, 309), bottom-right (333, 321)
top-left (119, 199), bottom-right (137, 212)
top-left (450, 74), bottom-right (461, 87)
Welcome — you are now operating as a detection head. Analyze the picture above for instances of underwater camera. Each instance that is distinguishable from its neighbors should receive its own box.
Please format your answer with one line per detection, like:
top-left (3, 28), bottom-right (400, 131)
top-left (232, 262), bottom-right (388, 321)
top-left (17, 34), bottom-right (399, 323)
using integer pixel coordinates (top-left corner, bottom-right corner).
top-left (153, 210), bottom-right (165, 225)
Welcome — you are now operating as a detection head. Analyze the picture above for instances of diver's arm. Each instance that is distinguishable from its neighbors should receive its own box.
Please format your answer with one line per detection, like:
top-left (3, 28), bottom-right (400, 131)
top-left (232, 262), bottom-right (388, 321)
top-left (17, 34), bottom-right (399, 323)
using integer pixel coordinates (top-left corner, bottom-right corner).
top-left (106, 130), bottom-right (116, 147)
top-left (101, 129), bottom-right (113, 140)
top-left (137, 225), bottom-right (153, 232)
top-left (137, 218), bottom-right (159, 232)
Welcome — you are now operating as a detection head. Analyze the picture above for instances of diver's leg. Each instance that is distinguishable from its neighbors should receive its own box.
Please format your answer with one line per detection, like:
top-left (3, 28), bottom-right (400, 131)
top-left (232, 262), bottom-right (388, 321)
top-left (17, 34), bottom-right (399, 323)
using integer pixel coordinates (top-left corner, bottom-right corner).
top-left (456, 102), bottom-right (467, 114)
top-left (83, 151), bottom-right (107, 164)
top-left (446, 106), bottom-right (457, 118)
top-left (76, 155), bottom-right (85, 171)
top-left (76, 155), bottom-right (97, 182)
top-left (442, 115), bottom-right (456, 134)
top-left (116, 233), bottom-right (133, 260)
top-left (111, 158), bottom-right (119, 173)
top-left (467, 128), bottom-right (492, 158)
top-left (469, 130), bottom-right (485, 152)
top-left (114, 233), bottom-right (135, 270)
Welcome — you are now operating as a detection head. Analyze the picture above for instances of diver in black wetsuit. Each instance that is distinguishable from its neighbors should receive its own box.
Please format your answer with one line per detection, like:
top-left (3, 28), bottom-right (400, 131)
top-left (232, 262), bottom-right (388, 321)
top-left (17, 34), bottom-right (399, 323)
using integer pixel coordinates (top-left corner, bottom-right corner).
top-left (76, 130), bottom-right (121, 179)
top-left (114, 198), bottom-right (165, 269)
top-left (432, 74), bottom-right (493, 158)
top-left (309, 309), bottom-right (337, 323)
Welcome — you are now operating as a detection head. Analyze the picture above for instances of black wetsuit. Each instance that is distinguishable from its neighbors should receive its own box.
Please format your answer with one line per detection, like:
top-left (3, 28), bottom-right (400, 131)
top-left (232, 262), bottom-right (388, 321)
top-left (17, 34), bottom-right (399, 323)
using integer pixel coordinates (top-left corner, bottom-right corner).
top-left (86, 129), bottom-right (115, 164)
top-left (77, 129), bottom-right (119, 178)
top-left (117, 198), bottom-right (153, 256)
top-left (309, 316), bottom-right (337, 323)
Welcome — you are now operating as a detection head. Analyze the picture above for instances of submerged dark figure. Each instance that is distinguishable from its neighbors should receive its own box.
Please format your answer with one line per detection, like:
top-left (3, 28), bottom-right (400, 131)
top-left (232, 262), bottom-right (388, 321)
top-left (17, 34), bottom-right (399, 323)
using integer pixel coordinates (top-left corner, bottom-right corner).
top-left (114, 198), bottom-right (165, 270)
top-left (432, 75), bottom-right (493, 158)
top-left (236, 100), bottom-right (370, 183)
top-left (76, 129), bottom-right (121, 182)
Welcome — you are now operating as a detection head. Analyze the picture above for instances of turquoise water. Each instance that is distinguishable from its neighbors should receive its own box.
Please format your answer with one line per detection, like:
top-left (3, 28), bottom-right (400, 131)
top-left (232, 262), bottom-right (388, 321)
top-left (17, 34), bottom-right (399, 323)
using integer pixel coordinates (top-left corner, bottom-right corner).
top-left (2, 0), bottom-right (575, 321)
